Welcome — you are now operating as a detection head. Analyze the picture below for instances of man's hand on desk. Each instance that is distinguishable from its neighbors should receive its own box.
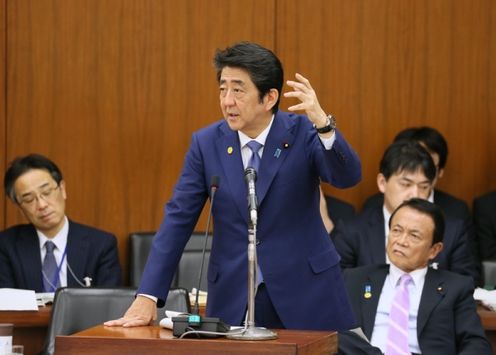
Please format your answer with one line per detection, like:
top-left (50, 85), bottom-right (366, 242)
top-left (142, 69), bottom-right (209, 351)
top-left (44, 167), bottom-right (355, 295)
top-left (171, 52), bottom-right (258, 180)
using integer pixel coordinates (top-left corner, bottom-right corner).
top-left (104, 295), bottom-right (156, 327)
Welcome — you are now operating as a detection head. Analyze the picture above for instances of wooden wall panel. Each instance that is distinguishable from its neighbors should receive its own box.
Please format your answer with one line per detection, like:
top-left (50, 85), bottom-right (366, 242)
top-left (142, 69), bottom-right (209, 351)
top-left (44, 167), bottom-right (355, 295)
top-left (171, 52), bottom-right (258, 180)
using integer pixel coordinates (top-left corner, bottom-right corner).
top-left (0, 0), bottom-right (5, 229)
top-left (6, 0), bottom-right (275, 282)
top-left (4, 0), bottom-right (496, 283)
top-left (276, 0), bottom-right (496, 208)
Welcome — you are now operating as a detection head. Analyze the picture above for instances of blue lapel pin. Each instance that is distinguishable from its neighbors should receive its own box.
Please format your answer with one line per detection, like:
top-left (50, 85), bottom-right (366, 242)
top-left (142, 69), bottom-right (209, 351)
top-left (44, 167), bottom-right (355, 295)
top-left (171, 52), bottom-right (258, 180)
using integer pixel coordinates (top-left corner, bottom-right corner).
top-left (274, 148), bottom-right (281, 158)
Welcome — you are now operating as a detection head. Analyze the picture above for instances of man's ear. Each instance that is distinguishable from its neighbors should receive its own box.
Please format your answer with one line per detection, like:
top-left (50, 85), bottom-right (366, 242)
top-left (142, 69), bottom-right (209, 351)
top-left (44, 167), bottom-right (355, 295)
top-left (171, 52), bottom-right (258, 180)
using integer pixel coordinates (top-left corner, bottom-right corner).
top-left (428, 242), bottom-right (444, 260)
top-left (437, 168), bottom-right (445, 179)
top-left (59, 180), bottom-right (67, 200)
top-left (264, 88), bottom-right (279, 112)
top-left (377, 173), bottom-right (387, 193)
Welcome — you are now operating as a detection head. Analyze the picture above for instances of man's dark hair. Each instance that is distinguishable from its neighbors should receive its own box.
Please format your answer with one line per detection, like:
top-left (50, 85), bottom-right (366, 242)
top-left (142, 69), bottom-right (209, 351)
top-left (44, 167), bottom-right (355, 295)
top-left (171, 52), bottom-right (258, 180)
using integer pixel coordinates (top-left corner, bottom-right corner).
top-left (394, 126), bottom-right (448, 170)
top-left (389, 198), bottom-right (445, 245)
top-left (379, 140), bottom-right (436, 182)
top-left (4, 154), bottom-right (63, 203)
top-left (213, 41), bottom-right (284, 113)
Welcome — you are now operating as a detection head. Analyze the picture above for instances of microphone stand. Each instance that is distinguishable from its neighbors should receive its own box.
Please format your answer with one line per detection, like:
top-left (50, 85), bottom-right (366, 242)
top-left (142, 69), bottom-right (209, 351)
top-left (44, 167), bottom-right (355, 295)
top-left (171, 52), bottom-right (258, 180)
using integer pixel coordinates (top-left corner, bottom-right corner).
top-left (228, 194), bottom-right (277, 340)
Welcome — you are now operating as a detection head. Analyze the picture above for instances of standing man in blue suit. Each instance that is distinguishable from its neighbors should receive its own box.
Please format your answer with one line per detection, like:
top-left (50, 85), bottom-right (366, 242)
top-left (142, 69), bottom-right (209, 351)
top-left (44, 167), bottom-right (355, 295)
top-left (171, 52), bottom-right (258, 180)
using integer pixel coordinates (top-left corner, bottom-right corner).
top-left (106, 41), bottom-right (361, 330)
top-left (0, 154), bottom-right (122, 292)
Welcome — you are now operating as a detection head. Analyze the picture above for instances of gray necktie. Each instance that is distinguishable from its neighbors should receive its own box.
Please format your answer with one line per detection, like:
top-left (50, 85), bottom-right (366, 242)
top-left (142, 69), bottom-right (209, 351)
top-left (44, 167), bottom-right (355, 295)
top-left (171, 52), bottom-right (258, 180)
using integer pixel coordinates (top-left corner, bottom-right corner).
top-left (42, 241), bottom-right (59, 292)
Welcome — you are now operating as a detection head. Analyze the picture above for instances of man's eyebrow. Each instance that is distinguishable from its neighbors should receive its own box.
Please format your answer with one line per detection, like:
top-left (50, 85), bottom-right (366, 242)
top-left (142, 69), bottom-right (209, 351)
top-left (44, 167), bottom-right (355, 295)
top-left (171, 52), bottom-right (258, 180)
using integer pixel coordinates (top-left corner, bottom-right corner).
top-left (219, 79), bottom-right (245, 86)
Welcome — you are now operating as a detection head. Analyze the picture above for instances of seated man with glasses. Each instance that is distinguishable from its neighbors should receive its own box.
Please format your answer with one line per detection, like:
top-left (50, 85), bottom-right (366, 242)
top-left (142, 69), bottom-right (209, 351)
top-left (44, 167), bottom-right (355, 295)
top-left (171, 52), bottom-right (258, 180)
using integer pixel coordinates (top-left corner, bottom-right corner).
top-left (0, 154), bottom-right (122, 292)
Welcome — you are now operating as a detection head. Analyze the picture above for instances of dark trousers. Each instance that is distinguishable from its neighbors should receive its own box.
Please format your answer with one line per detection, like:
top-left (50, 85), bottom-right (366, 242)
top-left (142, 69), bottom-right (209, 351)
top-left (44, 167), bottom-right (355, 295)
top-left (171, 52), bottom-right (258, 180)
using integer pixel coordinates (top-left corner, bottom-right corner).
top-left (254, 283), bottom-right (285, 329)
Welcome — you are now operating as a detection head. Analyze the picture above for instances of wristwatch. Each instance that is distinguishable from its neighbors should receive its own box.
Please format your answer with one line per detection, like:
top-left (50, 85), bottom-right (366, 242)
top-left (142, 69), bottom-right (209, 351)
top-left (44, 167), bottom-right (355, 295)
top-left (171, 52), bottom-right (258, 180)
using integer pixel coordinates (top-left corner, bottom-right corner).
top-left (314, 114), bottom-right (336, 134)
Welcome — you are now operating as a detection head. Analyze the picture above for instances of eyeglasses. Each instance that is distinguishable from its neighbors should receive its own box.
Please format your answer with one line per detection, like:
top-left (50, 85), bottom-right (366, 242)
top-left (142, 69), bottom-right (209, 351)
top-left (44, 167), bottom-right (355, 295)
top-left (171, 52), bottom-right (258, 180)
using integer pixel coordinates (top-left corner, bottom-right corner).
top-left (17, 185), bottom-right (60, 207)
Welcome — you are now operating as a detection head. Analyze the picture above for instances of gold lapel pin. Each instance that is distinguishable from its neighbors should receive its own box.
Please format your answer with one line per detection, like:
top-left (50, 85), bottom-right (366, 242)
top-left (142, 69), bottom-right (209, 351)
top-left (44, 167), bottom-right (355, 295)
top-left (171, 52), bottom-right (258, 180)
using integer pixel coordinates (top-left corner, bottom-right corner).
top-left (227, 146), bottom-right (233, 154)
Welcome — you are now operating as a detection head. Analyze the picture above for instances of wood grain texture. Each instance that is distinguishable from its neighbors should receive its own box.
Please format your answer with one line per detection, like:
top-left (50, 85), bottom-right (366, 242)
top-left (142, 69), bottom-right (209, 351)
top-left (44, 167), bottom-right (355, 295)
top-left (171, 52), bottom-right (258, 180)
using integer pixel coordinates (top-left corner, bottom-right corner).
top-left (276, 0), bottom-right (496, 208)
top-left (5, 0), bottom-right (275, 281)
top-left (56, 325), bottom-right (336, 355)
top-left (2, 0), bottom-right (496, 280)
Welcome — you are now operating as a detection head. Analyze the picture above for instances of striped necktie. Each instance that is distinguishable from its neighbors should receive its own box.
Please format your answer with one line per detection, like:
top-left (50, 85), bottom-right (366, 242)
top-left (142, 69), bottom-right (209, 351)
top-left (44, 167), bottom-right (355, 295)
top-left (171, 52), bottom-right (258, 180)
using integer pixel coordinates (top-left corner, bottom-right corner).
top-left (386, 273), bottom-right (412, 355)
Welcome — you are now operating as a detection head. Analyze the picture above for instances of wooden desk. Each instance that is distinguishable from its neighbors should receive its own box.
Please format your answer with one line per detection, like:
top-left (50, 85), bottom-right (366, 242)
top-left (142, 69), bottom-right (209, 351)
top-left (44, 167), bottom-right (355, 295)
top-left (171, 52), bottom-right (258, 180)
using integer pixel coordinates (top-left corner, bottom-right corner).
top-left (478, 305), bottom-right (496, 353)
top-left (56, 325), bottom-right (337, 354)
top-left (0, 306), bottom-right (51, 355)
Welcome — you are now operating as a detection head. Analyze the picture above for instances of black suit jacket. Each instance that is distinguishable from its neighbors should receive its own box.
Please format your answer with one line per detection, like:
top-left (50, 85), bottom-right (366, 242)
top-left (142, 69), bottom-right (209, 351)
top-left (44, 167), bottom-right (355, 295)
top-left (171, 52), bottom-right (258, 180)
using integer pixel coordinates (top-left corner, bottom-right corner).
top-left (343, 265), bottom-right (491, 354)
top-left (333, 204), bottom-right (479, 284)
top-left (0, 220), bottom-right (122, 291)
top-left (362, 189), bottom-right (471, 222)
top-left (324, 195), bottom-right (356, 224)
top-left (474, 191), bottom-right (496, 260)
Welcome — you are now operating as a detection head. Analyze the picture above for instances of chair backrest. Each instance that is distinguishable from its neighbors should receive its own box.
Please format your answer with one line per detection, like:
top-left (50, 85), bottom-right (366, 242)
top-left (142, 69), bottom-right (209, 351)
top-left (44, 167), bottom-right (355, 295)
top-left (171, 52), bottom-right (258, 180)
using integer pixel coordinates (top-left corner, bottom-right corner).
top-left (129, 232), bottom-right (155, 288)
top-left (483, 261), bottom-right (496, 287)
top-left (44, 287), bottom-right (191, 355)
top-left (173, 232), bottom-right (212, 291)
top-left (157, 287), bottom-right (191, 320)
top-left (43, 287), bottom-right (136, 355)
top-left (128, 231), bottom-right (212, 291)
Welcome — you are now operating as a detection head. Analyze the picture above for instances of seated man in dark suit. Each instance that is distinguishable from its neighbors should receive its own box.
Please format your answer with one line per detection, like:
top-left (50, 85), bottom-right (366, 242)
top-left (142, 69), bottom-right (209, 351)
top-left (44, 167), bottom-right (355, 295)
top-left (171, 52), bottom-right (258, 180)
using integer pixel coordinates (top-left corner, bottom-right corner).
top-left (0, 154), bottom-right (122, 292)
top-left (340, 198), bottom-right (491, 354)
top-left (320, 187), bottom-right (355, 234)
top-left (333, 140), bottom-right (479, 284)
top-left (474, 191), bottom-right (496, 261)
top-left (362, 126), bottom-right (471, 223)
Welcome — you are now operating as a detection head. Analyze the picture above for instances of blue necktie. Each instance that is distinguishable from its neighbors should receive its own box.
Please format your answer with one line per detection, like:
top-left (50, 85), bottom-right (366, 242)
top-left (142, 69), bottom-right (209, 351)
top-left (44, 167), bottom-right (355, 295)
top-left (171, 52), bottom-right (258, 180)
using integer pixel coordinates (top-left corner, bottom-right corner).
top-left (42, 241), bottom-right (59, 292)
top-left (246, 140), bottom-right (263, 172)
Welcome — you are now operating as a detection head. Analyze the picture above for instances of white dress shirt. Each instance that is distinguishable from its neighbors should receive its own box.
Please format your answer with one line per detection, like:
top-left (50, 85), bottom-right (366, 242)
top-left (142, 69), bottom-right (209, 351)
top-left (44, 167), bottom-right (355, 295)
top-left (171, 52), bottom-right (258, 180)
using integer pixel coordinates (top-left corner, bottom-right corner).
top-left (370, 263), bottom-right (427, 354)
top-left (37, 216), bottom-right (69, 287)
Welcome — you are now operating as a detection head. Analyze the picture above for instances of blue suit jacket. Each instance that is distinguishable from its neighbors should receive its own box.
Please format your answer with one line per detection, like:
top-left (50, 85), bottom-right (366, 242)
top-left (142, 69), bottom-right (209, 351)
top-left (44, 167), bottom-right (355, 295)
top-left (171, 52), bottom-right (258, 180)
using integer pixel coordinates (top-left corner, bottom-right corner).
top-left (343, 265), bottom-right (491, 354)
top-left (0, 220), bottom-right (122, 291)
top-left (332, 204), bottom-right (480, 284)
top-left (139, 111), bottom-right (362, 330)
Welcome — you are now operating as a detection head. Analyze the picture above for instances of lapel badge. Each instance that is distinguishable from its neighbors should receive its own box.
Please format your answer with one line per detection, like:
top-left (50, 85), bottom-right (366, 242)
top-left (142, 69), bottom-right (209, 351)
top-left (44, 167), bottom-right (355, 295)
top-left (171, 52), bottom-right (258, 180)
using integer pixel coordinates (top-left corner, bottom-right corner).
top-left (283, 142), bottom-right (289, 149)
top-left (364, 285), bottom-right (372, 299)
top-left (227, 146), bottom-right (233, 155)
top-left (274, 148), bottom-right (282, 158)
top-left (437, 285), bottom-right (444, 294)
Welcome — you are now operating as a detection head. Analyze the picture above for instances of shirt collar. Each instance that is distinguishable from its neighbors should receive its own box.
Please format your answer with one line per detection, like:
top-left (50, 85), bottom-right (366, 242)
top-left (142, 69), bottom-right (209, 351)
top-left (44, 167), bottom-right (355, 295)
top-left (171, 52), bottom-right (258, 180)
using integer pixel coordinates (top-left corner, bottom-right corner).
top-left (38, 216), bottom-right (69, 252)
top-left (389, 263), bottom-right (428, 288)
top-left (238, 114), bottom-right (275, 148)
top-left (428, 189), bottom-right (434, 203)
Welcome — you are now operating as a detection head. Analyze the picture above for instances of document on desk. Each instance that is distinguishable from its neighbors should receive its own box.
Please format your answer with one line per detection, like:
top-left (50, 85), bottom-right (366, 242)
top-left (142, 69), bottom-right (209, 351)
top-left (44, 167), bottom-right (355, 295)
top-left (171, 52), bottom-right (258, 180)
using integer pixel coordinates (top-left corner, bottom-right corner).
top-left (0, 288), bottom-right (38, 310)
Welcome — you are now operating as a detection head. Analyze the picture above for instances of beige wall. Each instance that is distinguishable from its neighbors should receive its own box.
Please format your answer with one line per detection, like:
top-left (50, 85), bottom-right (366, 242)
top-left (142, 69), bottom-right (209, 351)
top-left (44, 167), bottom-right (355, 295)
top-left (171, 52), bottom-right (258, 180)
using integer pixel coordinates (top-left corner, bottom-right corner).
top-left (1, 0), bottom-right (495, 282)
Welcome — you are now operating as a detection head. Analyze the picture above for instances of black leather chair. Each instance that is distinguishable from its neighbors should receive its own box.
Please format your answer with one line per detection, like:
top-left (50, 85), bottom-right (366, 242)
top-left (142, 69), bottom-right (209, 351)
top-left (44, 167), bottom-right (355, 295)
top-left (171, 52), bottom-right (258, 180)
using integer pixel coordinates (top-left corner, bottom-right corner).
top-left (128, 232), bottom-right (212, 291)
top-left (42, 287), bottom-right (190, 355)
top-left (129, 232), bottom-right (155, 288)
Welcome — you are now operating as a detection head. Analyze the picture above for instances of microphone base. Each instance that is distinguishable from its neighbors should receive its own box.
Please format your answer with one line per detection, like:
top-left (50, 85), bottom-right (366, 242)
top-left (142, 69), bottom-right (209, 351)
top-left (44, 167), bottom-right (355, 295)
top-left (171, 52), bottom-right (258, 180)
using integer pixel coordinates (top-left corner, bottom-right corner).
top-left (227, 326), bottom-right (278, 341)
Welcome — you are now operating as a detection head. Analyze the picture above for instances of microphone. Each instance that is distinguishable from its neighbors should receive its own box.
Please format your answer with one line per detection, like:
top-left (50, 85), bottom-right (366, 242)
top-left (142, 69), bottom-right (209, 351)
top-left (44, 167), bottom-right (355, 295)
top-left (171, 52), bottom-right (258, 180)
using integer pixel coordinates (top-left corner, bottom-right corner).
top-left (172, 175), bottom-right (229, 338)
top-left (244, 167), bottom-right (258, 225)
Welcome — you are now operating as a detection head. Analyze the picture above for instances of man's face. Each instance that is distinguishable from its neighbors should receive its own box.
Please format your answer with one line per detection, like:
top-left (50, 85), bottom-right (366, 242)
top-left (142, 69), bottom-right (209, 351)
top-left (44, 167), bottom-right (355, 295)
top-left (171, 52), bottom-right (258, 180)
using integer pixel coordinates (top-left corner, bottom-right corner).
top-left (219, 66), bottom-right (277, 138)
top-left (386, 206), bottom-right (443, 273)
top-left (14, 169), bottom-right (67, 238)
top-left (378, 169), bottom-right (432, 214)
